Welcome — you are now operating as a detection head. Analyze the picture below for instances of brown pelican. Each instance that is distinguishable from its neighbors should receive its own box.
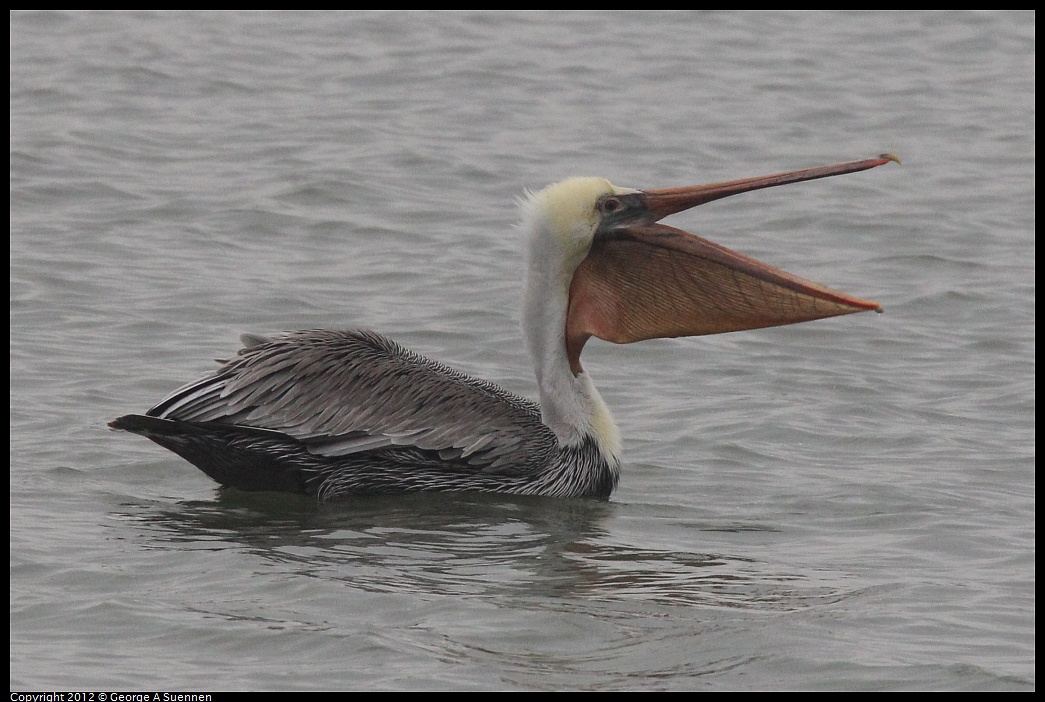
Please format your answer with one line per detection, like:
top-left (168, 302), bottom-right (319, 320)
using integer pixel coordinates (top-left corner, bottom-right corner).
top-left (110, 155), bottom-right (898, 501)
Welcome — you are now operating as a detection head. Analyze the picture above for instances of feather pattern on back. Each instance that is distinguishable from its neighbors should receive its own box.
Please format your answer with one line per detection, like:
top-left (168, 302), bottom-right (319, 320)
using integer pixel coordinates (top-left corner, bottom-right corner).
top-left (148, 329), bottom-right (559, 476)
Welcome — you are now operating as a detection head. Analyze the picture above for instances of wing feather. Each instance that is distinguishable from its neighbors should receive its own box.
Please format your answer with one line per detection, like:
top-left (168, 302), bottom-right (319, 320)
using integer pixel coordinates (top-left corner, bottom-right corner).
top-left (147, 329), bottom-right (556, 474)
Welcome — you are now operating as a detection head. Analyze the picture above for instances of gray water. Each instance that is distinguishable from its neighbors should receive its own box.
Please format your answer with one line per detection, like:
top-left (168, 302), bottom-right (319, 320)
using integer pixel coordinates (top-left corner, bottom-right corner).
top-left (10, 10), bottom-right (1034, 691)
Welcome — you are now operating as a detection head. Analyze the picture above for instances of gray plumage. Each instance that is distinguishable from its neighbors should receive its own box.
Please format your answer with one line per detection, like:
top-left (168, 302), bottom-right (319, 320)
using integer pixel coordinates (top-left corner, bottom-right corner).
top-left (110, 329), bottom-right (619, 500)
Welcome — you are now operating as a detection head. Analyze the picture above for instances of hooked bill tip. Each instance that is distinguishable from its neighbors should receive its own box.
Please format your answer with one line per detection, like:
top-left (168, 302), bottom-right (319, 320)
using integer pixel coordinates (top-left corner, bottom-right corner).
top-left (878, 152), bottom-right (902, 165)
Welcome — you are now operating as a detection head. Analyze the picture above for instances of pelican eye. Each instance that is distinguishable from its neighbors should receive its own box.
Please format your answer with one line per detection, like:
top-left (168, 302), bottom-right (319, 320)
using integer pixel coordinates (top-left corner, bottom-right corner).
top-left (599, 196), bottom-right (623, 215)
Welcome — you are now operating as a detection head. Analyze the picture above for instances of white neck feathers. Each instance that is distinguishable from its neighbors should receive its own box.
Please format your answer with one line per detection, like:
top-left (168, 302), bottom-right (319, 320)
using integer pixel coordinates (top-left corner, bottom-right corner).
top-left (518, 179), bottom-right (623, 462)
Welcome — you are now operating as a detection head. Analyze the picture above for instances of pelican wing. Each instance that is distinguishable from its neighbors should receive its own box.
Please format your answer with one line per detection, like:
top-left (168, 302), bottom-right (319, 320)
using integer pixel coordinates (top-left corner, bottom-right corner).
top-left (147, 329), bottom-right (557, 474)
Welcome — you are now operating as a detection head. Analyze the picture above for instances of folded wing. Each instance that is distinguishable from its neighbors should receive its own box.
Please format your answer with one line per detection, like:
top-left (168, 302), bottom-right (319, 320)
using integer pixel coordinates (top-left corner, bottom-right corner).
top-left (147, 329), bottom-right (557, 475)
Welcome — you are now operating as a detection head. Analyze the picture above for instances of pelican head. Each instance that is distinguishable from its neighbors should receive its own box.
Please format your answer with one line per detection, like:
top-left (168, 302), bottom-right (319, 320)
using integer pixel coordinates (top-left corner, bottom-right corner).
top-left (521, 156), bottom-right (897, 379)
top-left (521, 177), bottom-right (637, 260)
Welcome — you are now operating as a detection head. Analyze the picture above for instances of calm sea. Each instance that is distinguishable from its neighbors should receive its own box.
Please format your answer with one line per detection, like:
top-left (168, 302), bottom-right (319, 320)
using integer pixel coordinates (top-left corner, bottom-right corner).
top-left (10, 10), bottom-right (1034, 691)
